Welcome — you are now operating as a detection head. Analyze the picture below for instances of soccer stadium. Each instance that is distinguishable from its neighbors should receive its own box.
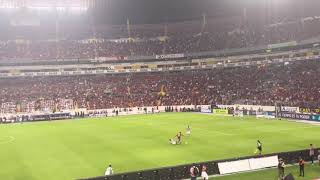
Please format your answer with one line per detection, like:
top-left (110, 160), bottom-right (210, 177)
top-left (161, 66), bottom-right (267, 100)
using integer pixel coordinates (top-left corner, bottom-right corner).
top-left (0, 0), bottom-right (319, 180)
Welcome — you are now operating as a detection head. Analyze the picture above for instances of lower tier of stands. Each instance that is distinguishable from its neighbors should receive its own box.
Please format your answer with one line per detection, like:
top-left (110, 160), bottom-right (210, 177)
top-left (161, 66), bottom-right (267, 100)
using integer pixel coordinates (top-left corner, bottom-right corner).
top-left (0, 59), bottom-right (319, 114)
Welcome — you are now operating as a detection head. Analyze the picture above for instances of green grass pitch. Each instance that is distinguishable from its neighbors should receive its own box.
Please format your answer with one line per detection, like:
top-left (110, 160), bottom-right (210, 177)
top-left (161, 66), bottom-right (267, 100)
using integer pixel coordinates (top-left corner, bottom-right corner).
top-left (0, 113), bottom-right (319, 180)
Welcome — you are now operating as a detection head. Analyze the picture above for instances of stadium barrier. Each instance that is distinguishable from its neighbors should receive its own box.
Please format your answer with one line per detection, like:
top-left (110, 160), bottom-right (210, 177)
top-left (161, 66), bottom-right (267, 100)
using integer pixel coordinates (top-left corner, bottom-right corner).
top-left (0, 105), bottom-right (200, 123)
top-left (199, 105), bottom-right (212, 113)
top-left (266, 111), bottom-right (320, 122)
top-left (79, 148), bottom-right (319, 180)
top-left (0, 112), bottom-right (71, 123)
top-left (218, 155), bottom-right (278, 174)
top-left (213, 109), bottom-right (228, 115)
top-left (217, 105), bottom-right (299, 113)
top-left (299, 107), bottom-right (320, 114)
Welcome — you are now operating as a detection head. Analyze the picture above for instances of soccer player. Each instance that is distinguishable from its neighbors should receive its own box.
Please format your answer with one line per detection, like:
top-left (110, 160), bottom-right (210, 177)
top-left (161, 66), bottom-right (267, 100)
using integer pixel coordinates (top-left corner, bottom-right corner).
top-left (176, 132), bottom-right (184, 144)
top-left (169, 139), bottom-right (177, 145)
top-left (257, 140), bottom-right (262, 155)
top-left (186, 125), bottom-right (191, 136)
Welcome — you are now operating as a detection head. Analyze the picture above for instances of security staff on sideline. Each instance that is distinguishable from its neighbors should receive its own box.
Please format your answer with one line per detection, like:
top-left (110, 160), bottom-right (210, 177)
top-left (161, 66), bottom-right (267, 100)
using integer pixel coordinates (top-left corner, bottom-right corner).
top-left (299, 157), bottom-right (305, 177)
top-left (105, 164), bottom-right (113, 176)
top-left (278, 158), bottom-right (285, 180)
top-left (309, 144), bottom-right (315, 164)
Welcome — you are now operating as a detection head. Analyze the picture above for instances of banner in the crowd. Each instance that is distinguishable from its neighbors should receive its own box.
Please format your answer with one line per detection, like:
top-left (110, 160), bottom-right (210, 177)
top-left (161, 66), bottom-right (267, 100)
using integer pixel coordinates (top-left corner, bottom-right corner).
top-left (267, 41), bottom-right (297, 49)
top-left (94, 56), bottom-right (128, 62)
top-left (107, 38), bottom-right (138, 43)
top-left (30, 112), bottom-right (71, 121)
top-left (312, 115), bottom-right (320, 121)
top-left (276, 112), bottom-right (320, 121)
top-left (156, 53), bottom-right (184, 59)
top-left (281, 106), bottom-right (299, 113)
top-left (280, 112), bottom-right (311, 120)
top-left (264, 112), bottom-right (320, 121)
top-left (213, 109), bottom-right (228, 115)
top-left (200, 105), bottom-right (212, 113)
top-left (299, 107), bottom-right (320, 114)
top-left (264, 111), bottom-right (276, 119)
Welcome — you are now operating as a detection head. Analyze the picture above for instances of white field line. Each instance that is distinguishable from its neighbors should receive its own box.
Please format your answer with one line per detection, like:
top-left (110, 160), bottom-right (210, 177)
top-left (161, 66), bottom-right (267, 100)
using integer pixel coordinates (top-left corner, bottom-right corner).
top-left (224, 124), bottom-right (317, 134)
top-left (0, 136), bottom-right (15, 144)
top-left (287, 119), bottom-right (320, 126)
top-left (192, 127), bottom-right (235, 136)
top-left (193, 125), bottom-right (316, 137)
top-left (260, 126), bottom-right (316, 133)
top-left (211, 126), bottom-right (313, 136)
top-left (210, 130), bottom-right (234, 136)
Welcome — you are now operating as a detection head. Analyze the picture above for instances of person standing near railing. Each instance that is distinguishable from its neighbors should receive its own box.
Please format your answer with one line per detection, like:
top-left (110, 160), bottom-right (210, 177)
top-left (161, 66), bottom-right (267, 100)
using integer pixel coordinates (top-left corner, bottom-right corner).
top-left (190, 164), bottom-right (199, 180)
top-left (278, 158), bottom-right (285, 180)
top-left (298, 157), bottom-right (305, 177)
top-left (105, 164), bottom-right (114, 176)
top-left (309, 144), bottom-right (315, 165)
top-left (318, 150), bottom-right (320, 166)
top-left (201, 165), bottom-right (209, 180)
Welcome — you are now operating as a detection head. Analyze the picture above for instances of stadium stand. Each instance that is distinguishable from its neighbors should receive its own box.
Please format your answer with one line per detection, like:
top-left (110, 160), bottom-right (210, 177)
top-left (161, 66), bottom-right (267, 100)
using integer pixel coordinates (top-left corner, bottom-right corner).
top-left (1, 1), bottom-right (320, 180)
top-left (1, 15), bottom-right (320, 60)
top-left (0, 59), bottom-right (319, 113)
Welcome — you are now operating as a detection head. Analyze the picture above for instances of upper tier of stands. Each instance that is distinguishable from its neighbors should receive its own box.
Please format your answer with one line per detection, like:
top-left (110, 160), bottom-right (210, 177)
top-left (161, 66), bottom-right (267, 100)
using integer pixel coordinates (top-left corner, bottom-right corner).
top-left (1, 16), bottom-right (320, 60)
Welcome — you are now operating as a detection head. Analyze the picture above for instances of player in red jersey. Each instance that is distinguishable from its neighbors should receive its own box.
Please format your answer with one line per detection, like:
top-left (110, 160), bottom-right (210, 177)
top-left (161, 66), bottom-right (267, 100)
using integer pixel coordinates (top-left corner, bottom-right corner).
top-left (176, 132), bottom-right (184, 144)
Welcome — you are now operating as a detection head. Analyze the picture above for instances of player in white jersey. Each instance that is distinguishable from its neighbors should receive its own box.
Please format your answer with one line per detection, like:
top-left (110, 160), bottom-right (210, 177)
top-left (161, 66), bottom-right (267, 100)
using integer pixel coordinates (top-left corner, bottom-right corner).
top-left (186, 125), bottom-right (191, 136)
top-left (169, 139), bottom-right (177, 145)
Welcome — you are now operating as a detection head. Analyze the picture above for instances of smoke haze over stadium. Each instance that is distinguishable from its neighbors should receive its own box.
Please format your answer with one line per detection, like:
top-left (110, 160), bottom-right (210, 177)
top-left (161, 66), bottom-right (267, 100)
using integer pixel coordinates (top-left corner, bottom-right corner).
top-left (0, 0), bottom-right (320, 24)
top-left (0, 0), bottom-right (320, 180)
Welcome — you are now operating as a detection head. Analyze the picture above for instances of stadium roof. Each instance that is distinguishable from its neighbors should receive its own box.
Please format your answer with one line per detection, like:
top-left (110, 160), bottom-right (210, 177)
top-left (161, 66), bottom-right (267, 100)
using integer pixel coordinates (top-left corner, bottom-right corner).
top-left (1, 0), bottom-right (320, 25)
top-left (0, 0), bottom-right (88, 8)
top-left (90, 0), bottom-right (320, 25)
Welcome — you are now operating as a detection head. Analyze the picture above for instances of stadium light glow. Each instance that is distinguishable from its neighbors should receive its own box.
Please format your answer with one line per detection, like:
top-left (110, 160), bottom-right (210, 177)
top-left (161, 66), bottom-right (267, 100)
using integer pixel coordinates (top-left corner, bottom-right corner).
top-left (0, 0), bottom-right (88, 11)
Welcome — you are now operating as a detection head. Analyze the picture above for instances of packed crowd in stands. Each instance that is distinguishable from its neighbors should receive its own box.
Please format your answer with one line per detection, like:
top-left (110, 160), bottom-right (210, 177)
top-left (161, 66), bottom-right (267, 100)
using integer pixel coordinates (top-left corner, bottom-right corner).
top-left (1, 16), bottom-right (320, 60)
top-left (0, 59), bottom-right (319, 113)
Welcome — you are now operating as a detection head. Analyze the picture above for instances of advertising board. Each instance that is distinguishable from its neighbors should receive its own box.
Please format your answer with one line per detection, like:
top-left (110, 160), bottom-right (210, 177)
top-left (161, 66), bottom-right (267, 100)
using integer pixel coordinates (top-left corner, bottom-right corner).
top-left (213, 109), bottom-right (228, 115)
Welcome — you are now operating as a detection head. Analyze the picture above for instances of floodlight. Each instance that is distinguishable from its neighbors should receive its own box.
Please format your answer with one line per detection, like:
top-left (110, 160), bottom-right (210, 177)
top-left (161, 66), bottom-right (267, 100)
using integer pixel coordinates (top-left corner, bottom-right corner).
top-left (0, 0), bottom-right (88, 11)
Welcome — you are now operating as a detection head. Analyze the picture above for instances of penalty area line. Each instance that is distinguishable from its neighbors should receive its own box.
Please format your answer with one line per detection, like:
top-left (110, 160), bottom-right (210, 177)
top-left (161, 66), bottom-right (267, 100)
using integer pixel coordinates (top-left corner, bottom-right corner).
top-left (211, 130), bottom-right (235, 136)
top-left (0, 136), bottom-right (15, 144)
top-left (193, 127), bottom-right (235, 136)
